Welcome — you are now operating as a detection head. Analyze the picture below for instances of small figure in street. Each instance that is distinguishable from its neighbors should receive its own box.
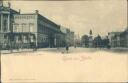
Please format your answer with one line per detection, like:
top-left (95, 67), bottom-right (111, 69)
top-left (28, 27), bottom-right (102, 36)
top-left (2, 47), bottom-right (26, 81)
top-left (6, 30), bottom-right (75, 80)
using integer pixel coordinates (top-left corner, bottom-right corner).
top-left (74, 45), bottom-right (76, 48)
top-left (66, 45), bottom-right (69, 53)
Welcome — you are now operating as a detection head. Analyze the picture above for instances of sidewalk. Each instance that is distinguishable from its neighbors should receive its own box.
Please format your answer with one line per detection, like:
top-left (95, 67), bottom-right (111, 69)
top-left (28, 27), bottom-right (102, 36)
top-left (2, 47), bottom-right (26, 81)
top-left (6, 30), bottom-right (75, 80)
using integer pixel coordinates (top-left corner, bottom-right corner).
top-left (1, 47), bottom-right (66, 54)
top-left (110, 47), bottom-right (128, 50)
top-left (37, 47), bottom-right (66, 53)
top-left (1, 49), bottom-right (34, 54)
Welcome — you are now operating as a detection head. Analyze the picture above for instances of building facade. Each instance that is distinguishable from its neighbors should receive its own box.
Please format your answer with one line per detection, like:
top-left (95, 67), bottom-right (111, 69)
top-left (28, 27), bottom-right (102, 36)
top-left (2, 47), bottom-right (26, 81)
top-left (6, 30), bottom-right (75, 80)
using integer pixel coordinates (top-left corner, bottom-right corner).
top-left (108, 32), bottom-right (121, 47)
top-left (60, 26), bottom-right (74, 47)
top-left (0, 2), bottom-right (73, 50)
top-left (81, 35), bottom-right (89, 47)
top-left (120, 28), bottom-right (128, 47)
top-left (0, 2), bottom-right (19, 49)
top-left (12, 10), bottom-right (65, 48)
top-left (108, 27), bottom-right (128, 48)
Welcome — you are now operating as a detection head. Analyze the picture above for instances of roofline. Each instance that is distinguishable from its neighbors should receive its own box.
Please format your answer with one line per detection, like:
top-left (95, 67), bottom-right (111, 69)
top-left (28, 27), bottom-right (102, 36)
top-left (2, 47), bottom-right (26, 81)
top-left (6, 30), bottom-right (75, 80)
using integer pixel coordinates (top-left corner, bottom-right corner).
top-left (38, 14), bottom-right (59, 27)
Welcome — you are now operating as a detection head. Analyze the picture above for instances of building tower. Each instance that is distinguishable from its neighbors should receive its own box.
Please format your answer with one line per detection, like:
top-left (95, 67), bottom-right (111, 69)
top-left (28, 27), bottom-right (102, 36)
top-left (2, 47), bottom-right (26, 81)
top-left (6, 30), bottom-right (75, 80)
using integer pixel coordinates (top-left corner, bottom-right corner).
top-left (88, 29), bottom-right (93, 47)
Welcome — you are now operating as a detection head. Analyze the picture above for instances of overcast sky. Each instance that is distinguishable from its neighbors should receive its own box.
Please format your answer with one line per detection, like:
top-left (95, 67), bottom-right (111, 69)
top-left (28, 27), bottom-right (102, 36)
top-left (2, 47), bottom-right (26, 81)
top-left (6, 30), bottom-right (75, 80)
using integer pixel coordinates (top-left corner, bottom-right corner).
top-left (5, 0), bottom-right (127, 37)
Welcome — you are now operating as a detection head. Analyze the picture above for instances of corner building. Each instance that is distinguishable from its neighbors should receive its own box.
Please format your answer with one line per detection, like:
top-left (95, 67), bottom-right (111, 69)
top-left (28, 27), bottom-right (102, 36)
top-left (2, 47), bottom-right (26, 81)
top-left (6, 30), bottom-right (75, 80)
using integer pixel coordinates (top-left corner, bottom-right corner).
top-left (0, 2), bottom-right (19, 49)
top-left (0, 2), bottom-right (65, 49)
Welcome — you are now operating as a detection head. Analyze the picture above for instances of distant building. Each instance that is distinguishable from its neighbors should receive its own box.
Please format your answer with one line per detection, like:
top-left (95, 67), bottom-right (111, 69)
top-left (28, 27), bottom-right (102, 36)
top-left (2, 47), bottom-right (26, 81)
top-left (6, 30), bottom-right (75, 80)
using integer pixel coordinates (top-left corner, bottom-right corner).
top-left (81, 35), bottom-right (89, 47)
top-left (74, 34), bottom-right (81, 47)
top-left (93, 35), bottom-right (103, 48)
top-left (108, 27), bottom-right (128, 48)
top-left (108, 32), bottom-right (121, 47)
top-left (60, 26), bottom-right (74, 46)
top-left (69, 31), bottom-right (75, 46)
top-left (120, 28), bottom-right (128, 47)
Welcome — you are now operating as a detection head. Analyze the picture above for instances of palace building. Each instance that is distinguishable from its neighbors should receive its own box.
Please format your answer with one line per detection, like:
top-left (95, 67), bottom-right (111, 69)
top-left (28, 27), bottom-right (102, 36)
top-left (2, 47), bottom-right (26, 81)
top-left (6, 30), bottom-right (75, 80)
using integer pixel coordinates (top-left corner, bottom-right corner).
top-left (0, 2), bottom-right (19, 49)
top-left (0, 2), bottom-right (73, 49)
top-left (12, 10), bottom-right (63, 48)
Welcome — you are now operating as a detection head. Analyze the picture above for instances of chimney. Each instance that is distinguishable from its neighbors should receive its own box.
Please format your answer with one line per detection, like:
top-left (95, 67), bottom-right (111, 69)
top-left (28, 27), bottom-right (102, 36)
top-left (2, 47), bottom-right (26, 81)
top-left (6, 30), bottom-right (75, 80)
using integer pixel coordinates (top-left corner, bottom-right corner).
top-left (35, 10), bottom-right (39, 14)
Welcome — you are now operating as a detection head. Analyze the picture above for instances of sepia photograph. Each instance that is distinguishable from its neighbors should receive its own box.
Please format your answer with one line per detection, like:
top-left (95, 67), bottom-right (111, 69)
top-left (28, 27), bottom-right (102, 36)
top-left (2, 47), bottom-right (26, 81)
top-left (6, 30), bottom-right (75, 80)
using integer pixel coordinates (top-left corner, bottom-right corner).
top-left (0, 0), bottom-right (128, 82)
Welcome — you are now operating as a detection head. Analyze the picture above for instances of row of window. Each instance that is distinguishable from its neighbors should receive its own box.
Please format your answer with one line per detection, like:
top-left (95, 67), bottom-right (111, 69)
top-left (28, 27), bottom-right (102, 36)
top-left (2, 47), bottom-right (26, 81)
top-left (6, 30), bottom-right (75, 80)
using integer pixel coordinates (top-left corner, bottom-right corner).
top-left (38, 24), bottom-right (49, 35)
top-left (38, 34), bottom-right (48, 43)
top-left (15, 35), bottom-right (35, 43)
top-left (13, 23), bottom-right (34, 32)
top-left (14, 15), bottom-right (35, 20)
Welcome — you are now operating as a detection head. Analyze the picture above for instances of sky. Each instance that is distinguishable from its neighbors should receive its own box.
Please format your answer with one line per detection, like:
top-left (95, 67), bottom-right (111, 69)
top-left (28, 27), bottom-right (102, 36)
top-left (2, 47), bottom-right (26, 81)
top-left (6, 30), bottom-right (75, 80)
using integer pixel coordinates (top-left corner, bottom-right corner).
top-left (4, 0), bottom-right (128, 37)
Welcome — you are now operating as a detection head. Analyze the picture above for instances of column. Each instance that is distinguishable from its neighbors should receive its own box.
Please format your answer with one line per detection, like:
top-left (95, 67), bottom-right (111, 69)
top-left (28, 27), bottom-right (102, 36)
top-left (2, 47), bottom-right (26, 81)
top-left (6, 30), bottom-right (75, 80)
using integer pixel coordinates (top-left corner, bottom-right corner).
top-left (54, 34), bottom-right (56, 47)
top-left (8, 14), bottom-right (10, 32)
top-left (1, 14), bottom-right (3, 32)
top-left (0, 14), bottom-right (1, 32)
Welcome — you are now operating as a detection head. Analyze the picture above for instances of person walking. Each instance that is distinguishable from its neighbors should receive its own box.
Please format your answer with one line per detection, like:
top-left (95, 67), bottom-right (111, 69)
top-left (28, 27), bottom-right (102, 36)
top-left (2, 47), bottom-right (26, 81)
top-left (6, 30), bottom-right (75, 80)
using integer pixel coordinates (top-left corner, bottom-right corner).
top-left (66, 45), bottom-right (69, 53)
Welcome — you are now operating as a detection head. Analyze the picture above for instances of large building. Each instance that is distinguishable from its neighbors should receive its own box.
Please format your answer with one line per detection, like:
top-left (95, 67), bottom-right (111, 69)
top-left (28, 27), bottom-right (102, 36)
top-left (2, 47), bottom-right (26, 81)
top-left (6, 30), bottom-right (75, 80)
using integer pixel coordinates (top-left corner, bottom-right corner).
top-left (13, 10), bottom-right (63, 48)
top-left (0, 2), bottom-right (19, 49)
top-left (0, 2), bottom-right (74, 49)
top-left (108, 27), bottom-right (128, 48)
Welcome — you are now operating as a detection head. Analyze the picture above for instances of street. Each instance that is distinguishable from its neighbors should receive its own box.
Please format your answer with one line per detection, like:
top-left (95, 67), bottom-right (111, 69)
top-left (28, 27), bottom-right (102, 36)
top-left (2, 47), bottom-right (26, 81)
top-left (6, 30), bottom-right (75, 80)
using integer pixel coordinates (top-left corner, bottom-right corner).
top-left (38, 47), bottom-right (128, 54)
top-left (1, 47), bottom-right (128, 54)
top-left (1, 47), bottom-right (128, 82)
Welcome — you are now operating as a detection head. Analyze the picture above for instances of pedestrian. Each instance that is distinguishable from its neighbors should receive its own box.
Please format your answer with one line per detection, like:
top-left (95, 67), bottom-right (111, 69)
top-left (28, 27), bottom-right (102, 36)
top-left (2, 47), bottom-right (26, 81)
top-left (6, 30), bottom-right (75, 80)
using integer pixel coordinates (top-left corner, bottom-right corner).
top-left (66, 45), bottom-right (69, 53)
top-left (74, 45), bottom-right (76, 48)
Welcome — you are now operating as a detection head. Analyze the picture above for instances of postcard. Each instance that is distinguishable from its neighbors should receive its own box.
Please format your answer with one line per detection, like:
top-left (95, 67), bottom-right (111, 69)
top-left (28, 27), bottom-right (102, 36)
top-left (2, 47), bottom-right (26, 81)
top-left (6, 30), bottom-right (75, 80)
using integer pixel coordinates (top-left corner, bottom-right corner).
top-left (0, 0), bottom-right (128, 82)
